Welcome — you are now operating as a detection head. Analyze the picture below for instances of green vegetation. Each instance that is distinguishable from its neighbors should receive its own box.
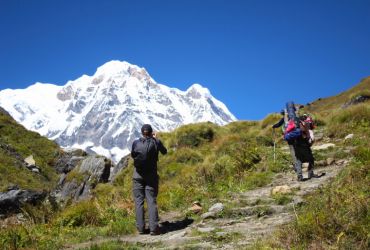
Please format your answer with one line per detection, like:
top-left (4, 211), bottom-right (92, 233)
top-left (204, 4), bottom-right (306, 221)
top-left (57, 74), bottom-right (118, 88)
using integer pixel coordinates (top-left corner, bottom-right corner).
top-left (115, 121), bottom-right (289, 213)
top-left (83, 240), bottom-right (164, 250)
top-left (261, 80), bottom-right (370, 250)
top-left (189, 228), bottom-right (243, 247)
top-left (271, 193), bottom-right (293, 205)
top-left (0, 77), bottom-right (369, 249)
top-left (0, 110), bottom-right (60, 191)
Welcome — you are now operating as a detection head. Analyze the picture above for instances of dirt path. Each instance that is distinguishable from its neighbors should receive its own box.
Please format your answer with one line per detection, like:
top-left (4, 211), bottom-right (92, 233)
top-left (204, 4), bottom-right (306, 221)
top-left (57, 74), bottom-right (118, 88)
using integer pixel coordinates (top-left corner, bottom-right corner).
top-left (65, 156), bottom-right (348, 250)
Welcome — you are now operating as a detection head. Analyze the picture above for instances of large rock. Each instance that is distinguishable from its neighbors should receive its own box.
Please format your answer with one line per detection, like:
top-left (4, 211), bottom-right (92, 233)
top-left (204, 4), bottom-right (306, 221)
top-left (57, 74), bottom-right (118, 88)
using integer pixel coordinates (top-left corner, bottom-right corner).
top-left (56, 155), bottom-right (112, 201)
top-left (201, 211), bottom-right (216, 220)
top-left (342, 95), bottom-right (370, 108)
top-left (344, 134), bottom-right (354, 140)
top-left (208, 203), bottom-right (224, 213)
top-left (24, 155), bottom-right (36, 166)
top-left (188, 201), bottom-right (203, 214)
top-left (54, 149), bottom-right (87, 174)
top-left (109, 154), bottom-right (130, 182)
top-left (0, 188), bottom-right (47, 215)
top-left (79, 156), bottom-right (111, 183)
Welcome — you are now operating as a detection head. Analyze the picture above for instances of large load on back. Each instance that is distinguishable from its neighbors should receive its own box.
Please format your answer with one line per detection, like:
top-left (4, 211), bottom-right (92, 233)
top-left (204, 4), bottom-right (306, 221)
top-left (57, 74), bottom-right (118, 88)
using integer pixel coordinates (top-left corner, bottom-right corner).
top-left (283, 101), bottom-right (315, 144)
top-left (283, 101), bottom-right (302, 141)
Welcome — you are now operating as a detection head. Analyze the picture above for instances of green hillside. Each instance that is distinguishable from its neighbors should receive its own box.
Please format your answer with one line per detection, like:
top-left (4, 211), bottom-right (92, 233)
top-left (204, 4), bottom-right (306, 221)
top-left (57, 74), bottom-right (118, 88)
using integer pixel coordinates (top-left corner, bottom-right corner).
top-left (0, 108), bottom-right (60, 192)
top-left (0, 77), bottom-right (369, 249)
top-left (304, 76), bottom-right (370, 115)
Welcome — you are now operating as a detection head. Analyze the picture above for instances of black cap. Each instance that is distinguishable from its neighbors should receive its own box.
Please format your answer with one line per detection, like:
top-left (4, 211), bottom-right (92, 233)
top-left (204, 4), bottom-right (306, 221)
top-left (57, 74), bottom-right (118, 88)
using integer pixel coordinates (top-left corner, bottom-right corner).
top-left (141, 124), bottom-right (153, 134)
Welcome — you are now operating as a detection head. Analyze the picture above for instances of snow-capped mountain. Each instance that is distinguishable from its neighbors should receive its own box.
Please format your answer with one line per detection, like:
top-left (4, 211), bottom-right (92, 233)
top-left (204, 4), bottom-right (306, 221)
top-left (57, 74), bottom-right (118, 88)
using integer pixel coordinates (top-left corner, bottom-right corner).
top-left (0, 60), bottom-right (236, 162)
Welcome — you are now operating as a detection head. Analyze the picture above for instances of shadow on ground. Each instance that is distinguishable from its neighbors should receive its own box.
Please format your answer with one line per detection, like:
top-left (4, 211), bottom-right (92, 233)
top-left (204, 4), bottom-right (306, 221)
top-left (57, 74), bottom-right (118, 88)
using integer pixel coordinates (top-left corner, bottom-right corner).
top-left (160, 217), bottom-right (194, 234)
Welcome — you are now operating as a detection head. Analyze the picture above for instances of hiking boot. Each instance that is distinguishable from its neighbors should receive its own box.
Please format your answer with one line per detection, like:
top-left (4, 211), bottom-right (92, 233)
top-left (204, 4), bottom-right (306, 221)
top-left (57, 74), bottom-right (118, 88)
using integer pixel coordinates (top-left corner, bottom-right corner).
top-left (297, 175), bottom-right (304, 182)
top-left (150, 227), bottom-right (161, 236)
top-left (138, 228), bottom-right (149, 235)
top-left (308, 171), bottom-right (321, 179)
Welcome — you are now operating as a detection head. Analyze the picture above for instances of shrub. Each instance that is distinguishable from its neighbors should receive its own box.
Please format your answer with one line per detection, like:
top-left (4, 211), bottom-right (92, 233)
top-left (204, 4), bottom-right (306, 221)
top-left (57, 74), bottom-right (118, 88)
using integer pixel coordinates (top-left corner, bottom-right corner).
top-left (327, 104), bottom-right (370, 138)
top-left (57, 200), bottom-right (103, 227)
top-left (260, 113), bottom-right (282, 129)
top-left (171, 147), bottom-right (203, 164)
top-left (174, 123), bottom-right (217, 147)
top-left (224, 121), bottom-right (258, 133)
top-left (217, 135), bottom-right (261, 173)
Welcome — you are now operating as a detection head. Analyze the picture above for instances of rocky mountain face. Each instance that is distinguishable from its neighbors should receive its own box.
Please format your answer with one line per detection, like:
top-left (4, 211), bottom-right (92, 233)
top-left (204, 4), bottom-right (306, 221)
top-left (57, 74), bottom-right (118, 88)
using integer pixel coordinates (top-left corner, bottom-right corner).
top-left (0, 60), bottom-right (236, 162)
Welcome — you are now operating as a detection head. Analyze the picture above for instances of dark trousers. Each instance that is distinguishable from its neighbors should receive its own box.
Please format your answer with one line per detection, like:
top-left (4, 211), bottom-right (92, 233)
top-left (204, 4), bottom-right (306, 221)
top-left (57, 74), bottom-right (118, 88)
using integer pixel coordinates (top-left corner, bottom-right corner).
top-left (293, 139), bottom-right (315, 178)
top-left (133, 176), bottom-right (159, 232)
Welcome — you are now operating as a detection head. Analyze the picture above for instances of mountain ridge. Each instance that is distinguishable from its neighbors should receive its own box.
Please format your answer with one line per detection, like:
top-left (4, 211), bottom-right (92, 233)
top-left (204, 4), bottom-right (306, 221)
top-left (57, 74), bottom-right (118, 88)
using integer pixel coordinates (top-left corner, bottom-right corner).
top-left (0, 60), bottom-right (236, 162)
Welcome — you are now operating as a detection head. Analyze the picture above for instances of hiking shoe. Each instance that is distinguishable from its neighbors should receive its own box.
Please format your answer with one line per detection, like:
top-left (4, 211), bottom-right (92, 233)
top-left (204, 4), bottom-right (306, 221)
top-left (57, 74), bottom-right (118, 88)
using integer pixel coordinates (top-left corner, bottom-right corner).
top-left (150, 227), bottom-right (161, 236)
top-left (309, 173), bottom-right (324, 179)
top-left (297, 176), bottom-right (304, 182)
top-left (138, 228), bottom-right (149, 235)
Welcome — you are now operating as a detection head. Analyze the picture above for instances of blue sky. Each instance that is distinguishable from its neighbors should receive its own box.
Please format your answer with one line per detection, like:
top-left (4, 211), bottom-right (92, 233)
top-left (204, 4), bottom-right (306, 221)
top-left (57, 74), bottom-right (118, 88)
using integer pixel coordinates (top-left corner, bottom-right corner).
top-left (1, 0), bottom-right (369, 120)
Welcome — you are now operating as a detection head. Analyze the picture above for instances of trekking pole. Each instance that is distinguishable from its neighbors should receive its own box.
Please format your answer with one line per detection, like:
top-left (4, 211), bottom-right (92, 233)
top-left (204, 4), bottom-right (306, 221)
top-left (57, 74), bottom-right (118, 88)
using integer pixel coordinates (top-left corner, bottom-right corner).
top-left (272, 128), bottom-right (276, 164)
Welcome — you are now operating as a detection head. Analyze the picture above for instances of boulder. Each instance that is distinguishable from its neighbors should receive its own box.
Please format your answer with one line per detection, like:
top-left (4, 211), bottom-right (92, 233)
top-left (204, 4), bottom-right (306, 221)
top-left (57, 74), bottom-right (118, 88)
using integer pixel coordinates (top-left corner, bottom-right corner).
top-left (54, 149), bottom-right (87, 174)
top-left (0, 189), bottom-right (47, 215)
top-left (197, 227), bottom-right (215, 233)
top-left (342, 95), bottom-right (370, 108)
top-left (208, 203), bottom-right (224, 213)
top-left (344, 134), bottom-right (354, 140)
top-left (109, 154), bottom-right (130, 182)
top-left (189, 201), bottom-right (202, 214)
top-left (201, 211), bottom-right (216, 220)
top-left (24, 155), bottom-right (36, 166)
top-left (271, 185), bottom-right (292, 195)
top-left (56, 155), bottom-right (112, 201)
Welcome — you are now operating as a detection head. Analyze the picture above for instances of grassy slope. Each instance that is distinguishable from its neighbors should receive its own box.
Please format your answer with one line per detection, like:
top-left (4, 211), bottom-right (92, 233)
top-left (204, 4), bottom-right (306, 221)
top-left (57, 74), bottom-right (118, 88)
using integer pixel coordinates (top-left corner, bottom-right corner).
top-left (0, 77), bottom-right (369, 249)
top-left (304, 76), bottom-right (370, 115)
top-left (0, 109), bottom-right (60, 191)
top-left (0, 117), bottom-right (291, 249)
top-left (258, 78), bottom-right (370, 249)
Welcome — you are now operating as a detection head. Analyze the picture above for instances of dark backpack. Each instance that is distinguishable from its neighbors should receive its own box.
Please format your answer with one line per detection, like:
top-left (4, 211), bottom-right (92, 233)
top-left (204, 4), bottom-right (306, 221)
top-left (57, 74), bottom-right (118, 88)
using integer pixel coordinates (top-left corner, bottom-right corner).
top-left (133, 137), bottom-right (159, 170)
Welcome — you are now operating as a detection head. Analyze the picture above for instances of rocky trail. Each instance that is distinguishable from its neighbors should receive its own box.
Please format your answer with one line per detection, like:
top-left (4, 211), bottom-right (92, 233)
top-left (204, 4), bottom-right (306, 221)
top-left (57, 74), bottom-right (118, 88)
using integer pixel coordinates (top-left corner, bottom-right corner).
top-left (66, 142), bottom-right (348, 250)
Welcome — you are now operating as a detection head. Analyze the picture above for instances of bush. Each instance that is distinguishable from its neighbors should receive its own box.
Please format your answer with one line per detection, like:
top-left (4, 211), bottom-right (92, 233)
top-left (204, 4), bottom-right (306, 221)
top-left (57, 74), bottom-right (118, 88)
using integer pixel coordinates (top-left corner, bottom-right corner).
top-left (57, 200), bottom-right (103, 227)
top-left (327, 104), bottom-right (370, 138)
top-left (171, 147), bottom-right (203, 164)
top-left (174, 123), bottom-right (217, 147)
top-left (260, 113), bottom-right (282, 129)
top-left (217, 135), bottom-right (261, 173)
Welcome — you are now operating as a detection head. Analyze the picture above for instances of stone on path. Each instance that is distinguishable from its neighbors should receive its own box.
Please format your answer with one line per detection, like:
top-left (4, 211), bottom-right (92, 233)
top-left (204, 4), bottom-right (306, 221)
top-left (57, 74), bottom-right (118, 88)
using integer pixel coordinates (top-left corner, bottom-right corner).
top-left (344, 134), bottom-right (354, 140)
top-left (189, 201), bottom-right (202, 214)
top-left (271, 185), bottom-right (292, 195)
top-left (208, 203), bottom-right (224, 213)
top-left (312, 143), bottom-right (335, 150)
top-left (326, 158), bottom-right (335, 165)
top-left (201, 211), bottom-right (216, 220)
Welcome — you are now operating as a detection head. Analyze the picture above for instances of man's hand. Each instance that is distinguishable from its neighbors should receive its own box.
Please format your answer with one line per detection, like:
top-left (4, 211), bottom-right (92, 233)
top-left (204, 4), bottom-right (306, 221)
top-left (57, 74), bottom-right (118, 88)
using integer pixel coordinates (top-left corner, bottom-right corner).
top-left (152, 132), bottom-right (157, 138)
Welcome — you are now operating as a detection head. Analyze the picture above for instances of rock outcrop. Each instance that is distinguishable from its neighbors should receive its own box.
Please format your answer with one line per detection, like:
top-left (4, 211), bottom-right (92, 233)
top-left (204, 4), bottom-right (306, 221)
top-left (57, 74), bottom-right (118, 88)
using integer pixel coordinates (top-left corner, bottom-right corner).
top-left (55, 153), bottom-right (113, 202)
top-left (0, 187), bottom-right (47, 216)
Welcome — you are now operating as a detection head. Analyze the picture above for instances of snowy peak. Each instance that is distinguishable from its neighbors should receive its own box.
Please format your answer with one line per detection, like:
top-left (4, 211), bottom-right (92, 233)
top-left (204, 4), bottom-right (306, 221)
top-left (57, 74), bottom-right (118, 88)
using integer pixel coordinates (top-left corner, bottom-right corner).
top-left (186, 83), bottom-right (211, 99)
top-left (0, 60), bottom-right (237, 163)
top-left (95, 60), bottom-right (133, 76)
